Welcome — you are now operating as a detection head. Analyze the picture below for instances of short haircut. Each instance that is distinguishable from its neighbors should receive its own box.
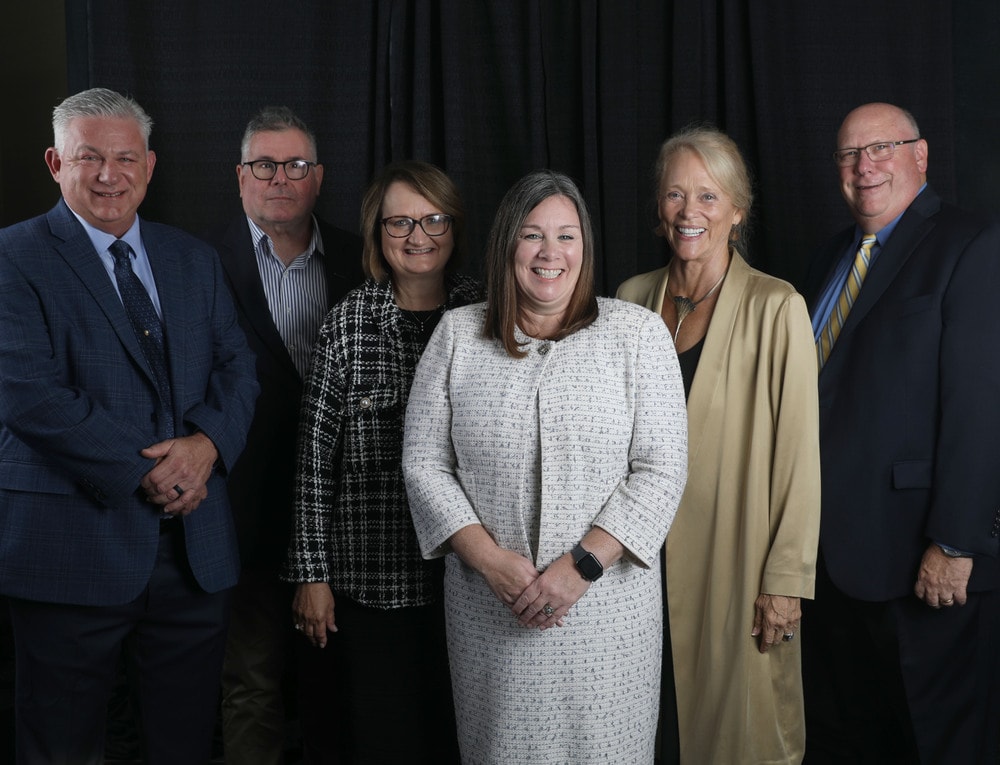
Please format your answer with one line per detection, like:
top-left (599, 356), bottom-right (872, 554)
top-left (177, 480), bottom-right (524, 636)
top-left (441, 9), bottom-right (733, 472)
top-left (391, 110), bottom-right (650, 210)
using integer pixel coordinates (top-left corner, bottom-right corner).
top-left (358, 160), bottom-right (466, 283)
top-left (483, 170), bottom-right (598, 358)
top-left (654, 126), bottom-right (754, 255)
top-left (240, 106), bottom-right (318, 162)
top-left (52, 88), bottom-right (153, 153)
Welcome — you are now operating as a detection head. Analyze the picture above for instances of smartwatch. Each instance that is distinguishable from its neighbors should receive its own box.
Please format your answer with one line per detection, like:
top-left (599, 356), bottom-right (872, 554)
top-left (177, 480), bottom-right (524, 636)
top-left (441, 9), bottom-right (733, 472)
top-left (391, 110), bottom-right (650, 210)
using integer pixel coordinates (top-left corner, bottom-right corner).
top-left (572, 542), bottom-right (604, 582)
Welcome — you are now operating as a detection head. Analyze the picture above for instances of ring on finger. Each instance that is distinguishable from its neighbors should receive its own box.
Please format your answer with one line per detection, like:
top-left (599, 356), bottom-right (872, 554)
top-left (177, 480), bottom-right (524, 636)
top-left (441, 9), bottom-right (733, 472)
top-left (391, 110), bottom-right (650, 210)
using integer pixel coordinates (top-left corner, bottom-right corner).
top-left (542, 604), bottom-right (555, 616)
top-left (782, 632), bottom-right (794, 641)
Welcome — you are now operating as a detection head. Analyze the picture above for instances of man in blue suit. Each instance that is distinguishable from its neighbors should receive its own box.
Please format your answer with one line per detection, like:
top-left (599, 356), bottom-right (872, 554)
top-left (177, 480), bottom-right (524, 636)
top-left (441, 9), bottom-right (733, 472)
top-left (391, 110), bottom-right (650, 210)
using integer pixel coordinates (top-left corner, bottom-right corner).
top-left (0, 88), bottom-right (258, 763)
top-left (802, 102), bottom-right (1000, 764)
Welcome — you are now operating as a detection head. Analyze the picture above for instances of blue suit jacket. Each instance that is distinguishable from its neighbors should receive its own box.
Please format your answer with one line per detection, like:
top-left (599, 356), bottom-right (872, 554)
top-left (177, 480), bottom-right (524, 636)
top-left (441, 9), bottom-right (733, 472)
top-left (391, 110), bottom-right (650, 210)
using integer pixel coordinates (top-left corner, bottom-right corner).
top-left (0, 200), bottom-right (259, 606)
top-left (804, 186), bottom-right (1000, 601)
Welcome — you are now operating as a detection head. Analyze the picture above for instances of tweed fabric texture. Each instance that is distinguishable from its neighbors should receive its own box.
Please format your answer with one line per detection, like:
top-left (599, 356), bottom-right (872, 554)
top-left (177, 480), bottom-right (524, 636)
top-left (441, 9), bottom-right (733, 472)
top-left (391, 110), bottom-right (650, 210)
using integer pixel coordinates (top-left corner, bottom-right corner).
top-left (283, 275), bottom-right (482, 608)
top-left (403, 299), bottom-right (688, 762)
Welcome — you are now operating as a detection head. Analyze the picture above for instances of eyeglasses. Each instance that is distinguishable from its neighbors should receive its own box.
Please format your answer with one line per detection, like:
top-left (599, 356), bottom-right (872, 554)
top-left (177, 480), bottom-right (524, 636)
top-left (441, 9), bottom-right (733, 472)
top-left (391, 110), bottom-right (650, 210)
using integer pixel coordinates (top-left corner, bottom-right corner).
top-left (241, 159), bottom-right (316, 181)
top-left (832, 139), bottom-right (920, 167)
top-left (381, 214), bottom-right (454, 238)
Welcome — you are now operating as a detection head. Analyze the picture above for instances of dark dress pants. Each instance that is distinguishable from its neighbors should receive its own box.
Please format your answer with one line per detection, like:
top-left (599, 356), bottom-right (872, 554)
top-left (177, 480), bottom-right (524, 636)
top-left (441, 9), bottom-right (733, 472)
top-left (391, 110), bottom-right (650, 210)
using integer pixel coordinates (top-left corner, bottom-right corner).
top-left (802, 555), bottom-right (1000, 765)
top-left (323, 593), bottom-right (460, 765)
top-left (8, 521), bottom-right (230, 765)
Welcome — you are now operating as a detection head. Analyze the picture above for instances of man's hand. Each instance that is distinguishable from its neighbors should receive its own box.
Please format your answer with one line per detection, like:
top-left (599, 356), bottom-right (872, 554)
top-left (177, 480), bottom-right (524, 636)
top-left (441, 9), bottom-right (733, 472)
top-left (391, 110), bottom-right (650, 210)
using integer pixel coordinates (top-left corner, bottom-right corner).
top-left (140, 432), bottom-right (218, 515)
top-left (914, 543), bottom-right (973, 608)
top-left (752, 593), bottom-right (801, 653)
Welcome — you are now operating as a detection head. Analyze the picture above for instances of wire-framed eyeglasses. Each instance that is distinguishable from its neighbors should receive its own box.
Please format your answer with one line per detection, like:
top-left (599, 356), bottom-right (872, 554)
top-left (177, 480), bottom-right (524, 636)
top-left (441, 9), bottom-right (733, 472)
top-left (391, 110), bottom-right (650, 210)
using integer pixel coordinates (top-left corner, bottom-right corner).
top-left (241, 159), bottom-right (317, 181)
top-left (381, 214), bottom-right (454, 238)
top-left (832, 139), bottom-right (920, 167)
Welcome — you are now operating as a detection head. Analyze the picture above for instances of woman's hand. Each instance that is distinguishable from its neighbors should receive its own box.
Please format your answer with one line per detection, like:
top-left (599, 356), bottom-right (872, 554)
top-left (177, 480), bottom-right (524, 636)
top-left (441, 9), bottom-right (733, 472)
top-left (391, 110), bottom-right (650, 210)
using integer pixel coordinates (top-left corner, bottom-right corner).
top-left (512, 553), bottom-right (591, 630)
top-left (751, 593), bottom-right (801, 653)
top-left (292, 582), bottom-right (338, 648)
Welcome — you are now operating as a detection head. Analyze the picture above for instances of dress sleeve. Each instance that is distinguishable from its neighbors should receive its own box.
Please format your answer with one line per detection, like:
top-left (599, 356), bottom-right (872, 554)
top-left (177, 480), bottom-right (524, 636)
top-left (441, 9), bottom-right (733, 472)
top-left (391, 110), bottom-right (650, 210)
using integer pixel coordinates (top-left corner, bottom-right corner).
top-left (403, 313), bottom-right (483, 559)
top-left (592, 310), bottom-right (689, 567)
top-left (760, 292), bottom-right (822, 598)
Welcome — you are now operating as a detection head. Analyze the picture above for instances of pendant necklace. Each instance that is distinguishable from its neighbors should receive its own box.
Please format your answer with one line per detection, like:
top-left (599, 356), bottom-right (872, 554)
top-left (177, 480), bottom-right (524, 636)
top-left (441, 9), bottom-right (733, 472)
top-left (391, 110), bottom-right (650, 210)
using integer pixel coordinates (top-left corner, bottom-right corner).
top-left (402, 305), bottom-right (443, 332)
top-left (669, 270), bottom-right (726, 341)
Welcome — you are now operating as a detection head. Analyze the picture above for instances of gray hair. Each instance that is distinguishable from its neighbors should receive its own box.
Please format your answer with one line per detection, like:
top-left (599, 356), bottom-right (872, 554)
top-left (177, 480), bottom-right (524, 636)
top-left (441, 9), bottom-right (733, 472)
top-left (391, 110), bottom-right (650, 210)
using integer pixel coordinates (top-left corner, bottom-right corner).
top-left (53, 88), bottom-right (153, 152)
top-left (240, 106), bottom-right (318, 162)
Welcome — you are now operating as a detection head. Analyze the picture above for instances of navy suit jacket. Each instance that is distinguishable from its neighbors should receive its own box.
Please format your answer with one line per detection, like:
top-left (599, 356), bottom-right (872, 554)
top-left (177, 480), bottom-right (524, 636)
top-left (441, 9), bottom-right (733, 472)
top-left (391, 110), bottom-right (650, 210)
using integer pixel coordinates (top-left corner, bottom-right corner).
top-left (205, 214), bottom-right (362, 569)
top-left (804, 186), bottom-right (1000, 601)
top-left (0, 200), bottom-right (259, 606)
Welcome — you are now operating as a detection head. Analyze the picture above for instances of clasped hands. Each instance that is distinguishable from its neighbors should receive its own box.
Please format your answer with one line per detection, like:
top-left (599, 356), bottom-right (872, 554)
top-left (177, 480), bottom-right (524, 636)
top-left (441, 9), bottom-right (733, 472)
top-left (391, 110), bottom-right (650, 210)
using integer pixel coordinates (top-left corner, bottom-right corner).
top-left (139, 432), bottom-right (218, 516)
top-left (482, 548), bottom-right (590, 631)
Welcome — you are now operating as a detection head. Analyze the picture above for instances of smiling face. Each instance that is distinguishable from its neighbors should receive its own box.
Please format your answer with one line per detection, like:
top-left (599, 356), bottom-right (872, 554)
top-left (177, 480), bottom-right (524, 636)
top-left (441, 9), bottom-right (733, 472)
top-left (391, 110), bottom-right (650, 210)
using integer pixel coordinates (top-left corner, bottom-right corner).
top-left (45, 115), bottom-right (155, 238)
top-left (379, 181), bottom-right (454, 283)
top-left (836, 103), bottom-right (927, 232)
top-left (657, 149), bottom-right (742, 266)
top-left (238, 128), bottom-right (323, 231)
top-left (513, 194), bottom-right (583, 327)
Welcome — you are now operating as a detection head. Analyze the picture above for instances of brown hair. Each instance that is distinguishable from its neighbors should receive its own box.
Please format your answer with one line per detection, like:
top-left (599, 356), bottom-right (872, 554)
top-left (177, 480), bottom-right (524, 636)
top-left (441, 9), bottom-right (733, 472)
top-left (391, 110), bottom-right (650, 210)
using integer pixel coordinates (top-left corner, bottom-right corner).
top-left (358, 160), bottom-right (465, 282)
top-left (484, 170), bottom-right (598, 358)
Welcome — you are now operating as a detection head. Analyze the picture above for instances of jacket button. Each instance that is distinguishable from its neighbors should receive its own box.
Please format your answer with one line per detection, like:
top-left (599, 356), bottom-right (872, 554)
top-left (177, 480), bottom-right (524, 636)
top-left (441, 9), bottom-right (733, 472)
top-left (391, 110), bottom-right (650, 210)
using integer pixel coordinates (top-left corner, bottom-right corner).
top-left (359, 396), bottom-right (372, 409)
top-left (538, 344), bottom-right (550, 356)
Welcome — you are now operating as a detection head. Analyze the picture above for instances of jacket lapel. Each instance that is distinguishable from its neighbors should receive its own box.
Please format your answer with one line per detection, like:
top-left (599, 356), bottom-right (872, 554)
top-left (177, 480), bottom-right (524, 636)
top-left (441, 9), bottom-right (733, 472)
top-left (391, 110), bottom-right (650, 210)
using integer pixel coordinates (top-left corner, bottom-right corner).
top-left (48, 203), bottom-right (156, 385)
top-left (217, 217), bottom-right (301, 381)
top-left (684, 252), bottom-right (750, 467)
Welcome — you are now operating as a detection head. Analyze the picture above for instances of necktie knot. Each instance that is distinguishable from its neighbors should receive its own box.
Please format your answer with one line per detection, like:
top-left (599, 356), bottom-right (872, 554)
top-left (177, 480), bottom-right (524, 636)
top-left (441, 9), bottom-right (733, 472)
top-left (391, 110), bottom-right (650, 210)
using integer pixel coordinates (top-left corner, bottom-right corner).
top-left (109, 239), bottom-right (133, 266)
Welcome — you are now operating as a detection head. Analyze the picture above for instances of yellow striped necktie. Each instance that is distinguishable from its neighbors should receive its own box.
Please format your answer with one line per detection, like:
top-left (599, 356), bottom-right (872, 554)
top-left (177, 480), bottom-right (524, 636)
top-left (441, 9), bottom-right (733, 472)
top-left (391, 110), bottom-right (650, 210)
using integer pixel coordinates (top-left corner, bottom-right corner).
top-left (816, 234), bottom-right (877, 369)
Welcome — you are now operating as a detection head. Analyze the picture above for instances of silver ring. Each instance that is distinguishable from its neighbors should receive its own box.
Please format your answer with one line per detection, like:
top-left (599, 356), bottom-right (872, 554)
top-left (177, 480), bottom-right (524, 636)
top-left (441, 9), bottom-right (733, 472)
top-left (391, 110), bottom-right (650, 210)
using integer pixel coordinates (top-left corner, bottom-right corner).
top-left (542, 604), bottom-right (555, 616)
top-left (173, 484), bottom-right (185, 496)
top-left (782, 632), bottom-right (794, 641)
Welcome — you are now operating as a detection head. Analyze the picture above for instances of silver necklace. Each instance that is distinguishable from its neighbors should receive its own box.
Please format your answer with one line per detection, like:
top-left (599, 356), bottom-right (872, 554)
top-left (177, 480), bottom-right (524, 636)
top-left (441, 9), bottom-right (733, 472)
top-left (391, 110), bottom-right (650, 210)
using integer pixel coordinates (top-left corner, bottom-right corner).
top-left (669, 271), bottom-right (726, 341)
top-left (402, 305), bottom-right (443, 331)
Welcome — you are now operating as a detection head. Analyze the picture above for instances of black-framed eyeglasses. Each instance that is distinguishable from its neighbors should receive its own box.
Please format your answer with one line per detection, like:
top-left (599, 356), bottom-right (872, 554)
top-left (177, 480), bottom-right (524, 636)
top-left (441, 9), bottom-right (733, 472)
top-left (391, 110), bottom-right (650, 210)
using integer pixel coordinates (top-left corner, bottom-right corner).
top-left (832, 139), bottom-right (920, 167)
top-left (241, 159), bottom-right (316, 181)
top-left (380, 214), bottom-right (454, 238)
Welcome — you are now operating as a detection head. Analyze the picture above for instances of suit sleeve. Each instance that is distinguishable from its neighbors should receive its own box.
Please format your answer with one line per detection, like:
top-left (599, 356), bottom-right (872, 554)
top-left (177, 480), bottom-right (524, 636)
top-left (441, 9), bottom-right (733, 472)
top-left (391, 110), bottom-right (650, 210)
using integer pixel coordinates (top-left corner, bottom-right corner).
top-left (926, 221), bottom-right (1000, 556)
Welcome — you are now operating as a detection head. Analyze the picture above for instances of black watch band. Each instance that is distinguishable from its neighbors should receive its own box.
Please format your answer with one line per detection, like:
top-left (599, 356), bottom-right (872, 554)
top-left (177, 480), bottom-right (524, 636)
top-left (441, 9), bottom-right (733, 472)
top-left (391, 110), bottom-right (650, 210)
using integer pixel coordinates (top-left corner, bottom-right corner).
top-left (572, 542), bottom-right (604, 582)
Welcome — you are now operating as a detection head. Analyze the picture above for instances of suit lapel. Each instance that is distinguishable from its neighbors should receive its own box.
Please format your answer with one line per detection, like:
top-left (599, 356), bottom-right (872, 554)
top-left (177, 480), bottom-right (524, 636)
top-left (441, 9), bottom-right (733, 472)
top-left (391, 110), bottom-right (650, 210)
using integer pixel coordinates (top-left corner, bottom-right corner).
top-left (831, 188), bottom-right (940, 349)
top-left (218, 218), bottom-right (301, 381)
top-left (142, 222), bottom-right (185, 410)
top-left (48, 203), bottom-right (157, 385)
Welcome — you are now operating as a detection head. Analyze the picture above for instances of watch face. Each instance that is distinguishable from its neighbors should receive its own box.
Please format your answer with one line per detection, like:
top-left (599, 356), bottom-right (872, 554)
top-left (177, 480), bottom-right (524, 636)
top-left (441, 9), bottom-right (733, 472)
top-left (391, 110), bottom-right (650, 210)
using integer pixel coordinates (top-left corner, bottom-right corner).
top-left (576, 552), bottom-right (603, 581)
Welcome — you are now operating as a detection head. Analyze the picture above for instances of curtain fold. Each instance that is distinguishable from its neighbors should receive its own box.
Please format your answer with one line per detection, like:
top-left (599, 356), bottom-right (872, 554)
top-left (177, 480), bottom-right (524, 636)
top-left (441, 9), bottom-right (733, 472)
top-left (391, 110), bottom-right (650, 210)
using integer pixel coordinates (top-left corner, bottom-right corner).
top-left (75, 0), bottom-right (972, 292)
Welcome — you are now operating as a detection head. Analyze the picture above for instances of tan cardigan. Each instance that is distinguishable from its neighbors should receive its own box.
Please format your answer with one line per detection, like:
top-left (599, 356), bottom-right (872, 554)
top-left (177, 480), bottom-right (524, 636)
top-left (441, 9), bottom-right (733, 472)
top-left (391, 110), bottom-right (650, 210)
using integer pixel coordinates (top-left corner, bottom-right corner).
top-left (618, 253), bottom-right (821, 765)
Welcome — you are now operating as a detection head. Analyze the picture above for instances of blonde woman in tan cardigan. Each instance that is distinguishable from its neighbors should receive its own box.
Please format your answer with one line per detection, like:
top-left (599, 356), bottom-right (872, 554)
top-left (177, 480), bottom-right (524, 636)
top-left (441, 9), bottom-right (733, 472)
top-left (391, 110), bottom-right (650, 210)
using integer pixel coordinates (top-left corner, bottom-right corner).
top-left (618, 127), bottom-right (821, 764)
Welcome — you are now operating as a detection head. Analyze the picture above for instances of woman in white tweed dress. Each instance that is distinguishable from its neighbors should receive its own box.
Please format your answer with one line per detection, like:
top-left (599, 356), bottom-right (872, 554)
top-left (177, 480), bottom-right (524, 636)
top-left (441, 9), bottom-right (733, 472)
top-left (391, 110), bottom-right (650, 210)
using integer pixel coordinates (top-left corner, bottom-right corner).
top-left (403, 171), bottom-right (688, 763)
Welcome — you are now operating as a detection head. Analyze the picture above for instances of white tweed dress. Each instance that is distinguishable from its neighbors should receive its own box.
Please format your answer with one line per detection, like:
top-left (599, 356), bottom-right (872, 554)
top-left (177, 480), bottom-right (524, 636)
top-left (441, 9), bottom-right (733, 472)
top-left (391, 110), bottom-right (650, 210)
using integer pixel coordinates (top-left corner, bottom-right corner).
top-left (403, 298), bottom-right (687, 764)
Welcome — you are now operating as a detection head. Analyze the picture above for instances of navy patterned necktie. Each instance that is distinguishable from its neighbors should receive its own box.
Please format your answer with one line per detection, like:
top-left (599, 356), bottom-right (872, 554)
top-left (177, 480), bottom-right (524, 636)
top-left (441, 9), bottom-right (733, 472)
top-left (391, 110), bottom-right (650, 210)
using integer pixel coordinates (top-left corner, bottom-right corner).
top-left (109, 240), bottom-right (174, 435)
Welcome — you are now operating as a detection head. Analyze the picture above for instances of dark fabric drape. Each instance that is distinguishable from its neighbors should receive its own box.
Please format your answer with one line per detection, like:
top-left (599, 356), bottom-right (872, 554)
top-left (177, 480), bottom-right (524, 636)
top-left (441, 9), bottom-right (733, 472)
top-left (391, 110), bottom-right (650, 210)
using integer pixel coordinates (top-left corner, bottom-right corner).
top-left (70, 0), bottom-right (995, 293)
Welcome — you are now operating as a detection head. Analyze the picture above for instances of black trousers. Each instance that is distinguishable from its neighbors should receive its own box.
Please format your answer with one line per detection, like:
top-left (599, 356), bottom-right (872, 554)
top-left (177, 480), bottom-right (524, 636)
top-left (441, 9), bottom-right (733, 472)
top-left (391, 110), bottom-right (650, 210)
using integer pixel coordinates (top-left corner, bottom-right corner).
top-left (8, 522), bottom-right (230, 765)
top-left (802, 556), bottom-right (1000, 765)
top-left (320, 593), bottom-right (460, 765)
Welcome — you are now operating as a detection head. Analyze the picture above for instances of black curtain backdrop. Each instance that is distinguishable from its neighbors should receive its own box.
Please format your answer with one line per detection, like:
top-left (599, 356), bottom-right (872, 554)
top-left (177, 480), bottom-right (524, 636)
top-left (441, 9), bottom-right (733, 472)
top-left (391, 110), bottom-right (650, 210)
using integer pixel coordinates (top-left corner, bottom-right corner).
top-left (67, 0), bottom-right (998, 293)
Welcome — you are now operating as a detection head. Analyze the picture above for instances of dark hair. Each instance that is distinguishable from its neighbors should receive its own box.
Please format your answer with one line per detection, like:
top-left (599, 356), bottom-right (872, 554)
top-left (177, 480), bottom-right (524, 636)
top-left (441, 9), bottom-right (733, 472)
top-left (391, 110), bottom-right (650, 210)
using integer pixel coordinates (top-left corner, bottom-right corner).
top-left (53, 88), bottom-right (153, 152)
top-left (484, 170), bottom-right (598, 358)
top-left (240, 106), bottom-right (318, 161)
top-left (654, 125), bottom-right (753, 255)
top-left (358, 161), bottom-right (466, 282)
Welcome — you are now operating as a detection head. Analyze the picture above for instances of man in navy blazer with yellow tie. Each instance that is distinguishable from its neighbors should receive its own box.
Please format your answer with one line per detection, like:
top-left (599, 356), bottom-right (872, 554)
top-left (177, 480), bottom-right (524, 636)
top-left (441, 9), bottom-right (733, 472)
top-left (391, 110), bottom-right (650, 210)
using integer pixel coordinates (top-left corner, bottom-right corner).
top-left (802, 102), bottom-right (1000, 764)
top-left (0, 88), bottom-right (258, 763)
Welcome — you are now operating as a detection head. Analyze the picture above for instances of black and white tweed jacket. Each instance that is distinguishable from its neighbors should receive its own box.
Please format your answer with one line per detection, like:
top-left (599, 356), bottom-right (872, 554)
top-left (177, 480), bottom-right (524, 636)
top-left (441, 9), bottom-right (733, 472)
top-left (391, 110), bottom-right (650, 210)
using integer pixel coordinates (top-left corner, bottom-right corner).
top-left (283, 274), bottom-right (483, 608)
